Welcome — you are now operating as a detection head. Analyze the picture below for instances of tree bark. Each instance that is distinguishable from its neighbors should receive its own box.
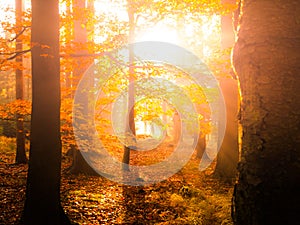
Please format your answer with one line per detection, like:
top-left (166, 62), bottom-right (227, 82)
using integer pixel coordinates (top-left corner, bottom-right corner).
top-left (15, 0), bottom-right (27, 164)
top-left (22, 0), bottom-right (70, 224)
top-left (68, 0), bottom-right (98, 176)
top-left (232, 1), bottom-right (300, 224)
top-left (122, 1), bottom-right (136, 171)
top-left (214, 0), bottom-right (239, 181)
top-left (214, 77), bottom-right (239, 180)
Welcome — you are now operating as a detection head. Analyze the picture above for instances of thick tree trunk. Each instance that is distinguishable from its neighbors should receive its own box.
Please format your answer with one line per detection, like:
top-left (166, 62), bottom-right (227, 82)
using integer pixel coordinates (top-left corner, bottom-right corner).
top-left (15, 0), bottom-right (27, 164)
top-left (232, 1), bottom-right (300, 224)
top-left (22, 0), bottom-right (70, 224)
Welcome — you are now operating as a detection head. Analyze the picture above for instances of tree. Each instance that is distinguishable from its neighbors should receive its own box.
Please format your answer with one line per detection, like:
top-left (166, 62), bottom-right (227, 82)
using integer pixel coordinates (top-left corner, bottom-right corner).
top-left (67, 0), bottom-right (99, 176)
top-left (213, 0), bottom-right (239, 181)
top-left (232, 0), bottom-right (300, 224)
top-left (15, 0), bottom-right (27, 164)
top-left (0, 1), bottom-right (31, 163)
top-left (22, 0), bottom-right (71, 224)
top-left (122, 0), bottom-right (136, 171)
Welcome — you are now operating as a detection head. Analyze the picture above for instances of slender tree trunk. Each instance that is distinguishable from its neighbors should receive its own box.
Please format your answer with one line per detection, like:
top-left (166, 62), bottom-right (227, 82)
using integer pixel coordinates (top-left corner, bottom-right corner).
top-left (64, 0), bottom-right (73, 95)
top-left (215, 77), bottom-right (239, 180)
top-left (195, 134), bottom-right (206, 159)
top-left (68, 0), bottom-right (98, 176)
top-left (22, 0), bottom-right (70, 224)
top-left (15, 0), bottom-right (27, 164)
top-left (232, 1), bottom-right (300, 224)
top-left (162, 101), bottom-right (168, 137)
top-left (122, 2), bottom-right (136, 171)
top-left (172, 111), bottom-right (182, 146)
top-left (195, 102), bottom-right (208, 159)
top-left (214, 0), bottom-right (239, 181)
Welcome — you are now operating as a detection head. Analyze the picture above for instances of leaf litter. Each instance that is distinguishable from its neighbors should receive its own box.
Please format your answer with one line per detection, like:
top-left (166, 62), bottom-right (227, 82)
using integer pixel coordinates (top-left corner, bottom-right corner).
top-left (0, 137), bottom-right (233, 224)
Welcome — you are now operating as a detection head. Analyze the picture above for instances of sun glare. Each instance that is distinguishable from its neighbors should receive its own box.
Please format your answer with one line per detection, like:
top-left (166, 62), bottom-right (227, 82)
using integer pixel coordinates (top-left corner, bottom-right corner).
top-left (94, 0), bottom-right (127, 20)
top-left (0, 0), bottom-right (221, 59)
top-left (136, 25), bottom-right (180, 45)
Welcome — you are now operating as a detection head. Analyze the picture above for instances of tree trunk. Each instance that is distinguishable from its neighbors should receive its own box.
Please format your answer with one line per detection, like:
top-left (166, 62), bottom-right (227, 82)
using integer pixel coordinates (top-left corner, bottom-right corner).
top-left (68, 146), bottom-right (98, 176)
top-left (68, 0), bottom-right (97, 175)
top-left (173, 111), bottom-right (181, 144)
top-left (195, 134), bottom-right (206, 159)
top-left (15, 0), bottom-right (27, 164)
top-left (214, 78), bottom-right (239, 180)
top-left (214, 0), bottom-right (239, 181)
top-left (232, 1), bottom-right (300, 224)
top-left (22, 0), bottom-right (70, 224)
top-left (122, 2), bottom-right (136, 171)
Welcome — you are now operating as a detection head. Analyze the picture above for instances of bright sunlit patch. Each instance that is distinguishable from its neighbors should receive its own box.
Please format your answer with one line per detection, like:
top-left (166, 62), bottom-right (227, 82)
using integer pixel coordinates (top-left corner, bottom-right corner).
top-left (184, 23), bottom-right (194, 37)
top-left (94, 0), bottom-right (127, 20)
top-left (0, 0), bottom-right (31, 38)
top-left (136, 25), bottom-right (180, 45)
top-left (201, 15), bottom-right (220, 39)
top-left (0, 2), bottom-right (14, 38)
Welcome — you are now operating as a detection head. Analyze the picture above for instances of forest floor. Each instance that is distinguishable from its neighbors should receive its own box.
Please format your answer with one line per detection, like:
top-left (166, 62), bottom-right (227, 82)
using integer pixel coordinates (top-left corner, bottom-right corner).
top-left (0, 136), bottom-right (234, 225)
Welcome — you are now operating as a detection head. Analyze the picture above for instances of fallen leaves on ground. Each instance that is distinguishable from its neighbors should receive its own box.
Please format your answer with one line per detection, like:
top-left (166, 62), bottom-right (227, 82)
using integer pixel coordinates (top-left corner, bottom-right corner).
top-left (0, 136), bottom-right (233, 224)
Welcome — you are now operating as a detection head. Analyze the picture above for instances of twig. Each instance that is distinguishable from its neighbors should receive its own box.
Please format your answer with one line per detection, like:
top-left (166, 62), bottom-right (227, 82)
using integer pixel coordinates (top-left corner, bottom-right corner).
top-left (1, 48), bottom-right (31, 60)
top-left (9, 26), bottom-right (31, 42)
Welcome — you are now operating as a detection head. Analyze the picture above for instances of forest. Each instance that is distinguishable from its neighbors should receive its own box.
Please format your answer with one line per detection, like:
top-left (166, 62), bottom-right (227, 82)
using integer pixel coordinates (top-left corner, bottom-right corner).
top-left (0, 0), bottom-right (299, 224)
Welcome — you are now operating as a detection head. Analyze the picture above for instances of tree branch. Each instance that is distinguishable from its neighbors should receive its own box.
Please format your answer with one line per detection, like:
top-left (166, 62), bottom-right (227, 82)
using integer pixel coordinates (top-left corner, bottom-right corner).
top-left (60, 52), bottom-right (165, 69)
top-left (60, 51), bottom-right (128, 67)
top-left (9, 26), bottom-right (31, 42)
top-left (2, 48), bottom-right (31, 60)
